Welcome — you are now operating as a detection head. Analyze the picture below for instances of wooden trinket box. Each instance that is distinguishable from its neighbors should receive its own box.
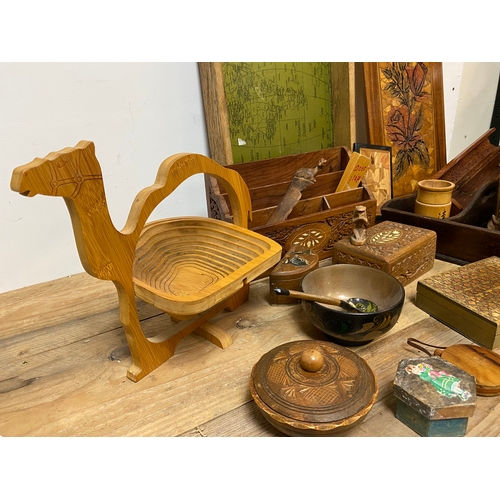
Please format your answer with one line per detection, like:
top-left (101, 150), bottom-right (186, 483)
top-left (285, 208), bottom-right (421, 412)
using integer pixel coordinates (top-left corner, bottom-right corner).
top-left (393, 357), bottom-right (477, 437)
top-left (208, 147), bottom-right (377, 260)
top-left (250, 340), bottom-right (378, 437)
top-left (332, 220), bottom-right (436, 286)
top-left (381, 128), bottom-right (500, 264)
top-left (269, 246), bottom-right (319, 305)
top-left (416, 256), bottom-right (500, 349)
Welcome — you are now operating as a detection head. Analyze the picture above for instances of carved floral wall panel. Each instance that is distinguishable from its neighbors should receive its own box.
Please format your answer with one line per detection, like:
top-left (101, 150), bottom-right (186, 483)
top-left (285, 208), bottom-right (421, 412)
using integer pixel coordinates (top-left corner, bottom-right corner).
top-left (364, 62), bottom-right (446, 198)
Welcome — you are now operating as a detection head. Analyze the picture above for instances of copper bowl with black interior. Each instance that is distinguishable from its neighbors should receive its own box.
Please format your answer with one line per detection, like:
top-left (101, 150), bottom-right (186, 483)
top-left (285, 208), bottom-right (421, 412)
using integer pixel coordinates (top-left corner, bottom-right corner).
top-left (300, 264), bottom-right (405, 345)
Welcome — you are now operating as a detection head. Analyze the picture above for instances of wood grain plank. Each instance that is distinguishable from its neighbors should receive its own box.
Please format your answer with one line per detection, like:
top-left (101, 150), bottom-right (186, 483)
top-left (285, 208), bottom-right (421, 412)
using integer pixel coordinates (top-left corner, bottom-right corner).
top-left (0, 273), bottom-right (117, 338)
top-left (0, 275), bottom-right (321, 436)
top-left (331, 62), bottom-right (356, 148)
top-left (2, 258), bottom-right (500, 437)
top-left (0, 273), bottom-right (162, 374)
top-left (181, 400), bottom-right (284, 437)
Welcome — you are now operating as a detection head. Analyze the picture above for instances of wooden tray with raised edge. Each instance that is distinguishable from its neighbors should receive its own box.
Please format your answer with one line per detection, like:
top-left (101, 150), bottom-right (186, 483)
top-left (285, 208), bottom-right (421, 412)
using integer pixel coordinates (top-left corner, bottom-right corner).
top-left (133, 216), bottom-right (281, 318)
top-left (381, 128), bottom-right (500, 264)
top-left (249, 340), bottom-right (378, 436)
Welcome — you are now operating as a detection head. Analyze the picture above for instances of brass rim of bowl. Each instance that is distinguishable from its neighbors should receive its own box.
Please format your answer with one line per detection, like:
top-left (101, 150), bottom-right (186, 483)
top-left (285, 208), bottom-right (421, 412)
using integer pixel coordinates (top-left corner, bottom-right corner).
top-left (300, 265), bottom-right (404, 314)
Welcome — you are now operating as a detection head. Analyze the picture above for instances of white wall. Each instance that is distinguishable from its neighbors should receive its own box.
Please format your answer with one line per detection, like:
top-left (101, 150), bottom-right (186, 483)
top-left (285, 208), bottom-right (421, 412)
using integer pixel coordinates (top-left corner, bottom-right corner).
top-left (445, 62), bottom-right (500, 159)
top-left (0, 62), bottom-right (499, 293)
top-left (442, 62), bottom-right (465, 159)
top-left (0, 62), bottom-right (210, 293)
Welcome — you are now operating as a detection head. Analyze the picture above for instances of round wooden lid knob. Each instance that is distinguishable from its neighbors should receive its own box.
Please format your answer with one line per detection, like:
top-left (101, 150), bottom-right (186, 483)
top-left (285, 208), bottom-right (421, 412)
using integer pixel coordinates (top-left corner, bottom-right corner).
top-left (300, 348), bottom-right (324, 372)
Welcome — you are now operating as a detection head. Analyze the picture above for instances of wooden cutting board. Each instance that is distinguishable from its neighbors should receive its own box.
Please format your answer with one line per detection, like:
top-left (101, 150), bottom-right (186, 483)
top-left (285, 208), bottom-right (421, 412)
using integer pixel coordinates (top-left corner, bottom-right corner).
top-left (407, 338), bottom-right (500, 396)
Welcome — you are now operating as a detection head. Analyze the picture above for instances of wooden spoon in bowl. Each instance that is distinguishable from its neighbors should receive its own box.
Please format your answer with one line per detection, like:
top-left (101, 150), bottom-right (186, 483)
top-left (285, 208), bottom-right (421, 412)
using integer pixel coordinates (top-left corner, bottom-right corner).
top-left (273, 288), bottom-right (379, 313)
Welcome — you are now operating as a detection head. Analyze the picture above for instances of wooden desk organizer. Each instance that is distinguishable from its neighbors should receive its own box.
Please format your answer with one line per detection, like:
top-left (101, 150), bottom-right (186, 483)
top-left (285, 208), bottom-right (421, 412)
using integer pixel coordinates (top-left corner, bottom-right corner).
top-left (10, 141), bottom-right (282, 382)
top-left (208, 147), bottom-right (377, 261)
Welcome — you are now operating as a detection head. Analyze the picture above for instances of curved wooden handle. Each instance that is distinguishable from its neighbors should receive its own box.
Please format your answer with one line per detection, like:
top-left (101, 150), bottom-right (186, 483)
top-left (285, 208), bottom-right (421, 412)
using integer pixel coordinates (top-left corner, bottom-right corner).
top-left (407, 337), bottom-right (447, 357)
top-left (125, 153), bottom-right (253, 234)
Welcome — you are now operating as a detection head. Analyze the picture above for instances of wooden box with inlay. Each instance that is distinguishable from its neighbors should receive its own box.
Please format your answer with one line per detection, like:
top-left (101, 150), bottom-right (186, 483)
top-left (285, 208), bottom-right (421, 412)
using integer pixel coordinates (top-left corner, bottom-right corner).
top-left (250, 340), bottom-right (378, 436)
top-left (416, 256), bottom-right (500, 349)
top-left (269, 246), bottom-right (319, 305)
top-left (332, 220), bottom-right (436, 287)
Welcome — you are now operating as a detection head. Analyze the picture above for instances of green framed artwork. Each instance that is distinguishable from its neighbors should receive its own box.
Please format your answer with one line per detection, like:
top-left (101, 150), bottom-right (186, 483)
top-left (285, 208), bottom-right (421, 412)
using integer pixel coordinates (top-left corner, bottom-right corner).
top-left (199, 62), bottom-right (356, 166)
top-left (363, 62), bottom-right (446, 198)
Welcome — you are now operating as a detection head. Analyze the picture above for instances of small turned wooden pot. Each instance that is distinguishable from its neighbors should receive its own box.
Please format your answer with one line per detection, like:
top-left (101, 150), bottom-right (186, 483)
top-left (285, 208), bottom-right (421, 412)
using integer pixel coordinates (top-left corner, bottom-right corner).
top-left (414, 200), bottom-right (452, 219)
top-left (249, 340), bottom-right (378, 436)
top-left (414, 179), bottom-right (455, 219)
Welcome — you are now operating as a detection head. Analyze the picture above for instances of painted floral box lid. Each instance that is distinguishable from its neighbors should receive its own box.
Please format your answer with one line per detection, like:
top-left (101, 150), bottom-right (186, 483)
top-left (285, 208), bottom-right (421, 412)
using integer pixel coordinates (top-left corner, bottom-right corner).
top-left (393, 356), bottom-right (476, 421)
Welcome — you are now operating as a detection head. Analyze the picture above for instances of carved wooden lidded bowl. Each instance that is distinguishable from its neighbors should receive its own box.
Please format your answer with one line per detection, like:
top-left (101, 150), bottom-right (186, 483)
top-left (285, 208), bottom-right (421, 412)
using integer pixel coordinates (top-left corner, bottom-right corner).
top-left (250, 340), bottom-right (378, 436)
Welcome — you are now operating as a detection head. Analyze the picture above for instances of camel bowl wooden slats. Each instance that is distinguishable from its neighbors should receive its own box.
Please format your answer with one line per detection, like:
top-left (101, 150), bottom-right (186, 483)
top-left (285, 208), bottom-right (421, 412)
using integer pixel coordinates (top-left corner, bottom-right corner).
top-left (133, 216), bottom-right (280, 317)
top-left (10, 141), bottom-right (282, 382)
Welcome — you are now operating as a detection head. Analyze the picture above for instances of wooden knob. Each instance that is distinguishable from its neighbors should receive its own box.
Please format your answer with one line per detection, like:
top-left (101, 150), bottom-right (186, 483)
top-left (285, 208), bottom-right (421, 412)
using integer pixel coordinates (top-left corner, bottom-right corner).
top-left (300, 349), bottom-right (324, 372)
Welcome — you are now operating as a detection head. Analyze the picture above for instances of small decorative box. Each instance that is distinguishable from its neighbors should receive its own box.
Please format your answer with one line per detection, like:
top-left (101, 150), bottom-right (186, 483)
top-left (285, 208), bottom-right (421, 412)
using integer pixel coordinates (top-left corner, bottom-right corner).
top-left (332, 220), bottom-right (436, 286)
top-left (393, 357), bottom-right (477, 437)
top-left (250, 340), bottom-right (378, 436)
top-left (269, 246), bottom-right (319, 305)
top-left (416, 256), bottom-right (500, 349)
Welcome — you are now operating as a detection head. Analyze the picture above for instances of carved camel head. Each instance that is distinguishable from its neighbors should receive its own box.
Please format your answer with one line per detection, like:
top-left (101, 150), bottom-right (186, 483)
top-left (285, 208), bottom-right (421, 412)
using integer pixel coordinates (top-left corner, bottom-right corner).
top-left (11, 141), bottom-right (103, 199)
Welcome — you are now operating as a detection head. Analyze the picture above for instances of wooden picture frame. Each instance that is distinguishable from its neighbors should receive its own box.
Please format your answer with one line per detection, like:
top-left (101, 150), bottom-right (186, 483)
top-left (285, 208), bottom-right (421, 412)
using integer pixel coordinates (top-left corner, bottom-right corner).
top-left (353, 143), bottom-right (392, 214)
top-left (199, 62), bottom-right (357, 166)
top-left (363, 62), bottom-right (446, 198)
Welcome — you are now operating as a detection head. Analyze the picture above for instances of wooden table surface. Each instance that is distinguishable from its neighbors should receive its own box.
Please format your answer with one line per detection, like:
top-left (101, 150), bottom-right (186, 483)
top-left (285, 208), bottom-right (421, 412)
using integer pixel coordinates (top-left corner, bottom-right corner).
top-left (1, 258), bottom-right (500, 437)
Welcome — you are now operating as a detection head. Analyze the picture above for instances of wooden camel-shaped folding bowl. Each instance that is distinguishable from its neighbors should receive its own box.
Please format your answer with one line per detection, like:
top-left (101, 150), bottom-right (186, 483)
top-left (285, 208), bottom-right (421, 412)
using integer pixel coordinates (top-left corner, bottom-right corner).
top-left (10, 141), bottom-right (282, 382)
